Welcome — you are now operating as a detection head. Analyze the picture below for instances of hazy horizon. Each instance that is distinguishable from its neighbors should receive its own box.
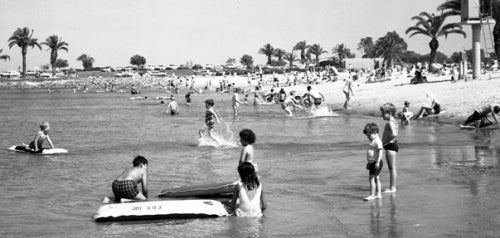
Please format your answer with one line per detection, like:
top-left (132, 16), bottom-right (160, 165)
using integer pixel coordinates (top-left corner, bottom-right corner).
top-left (0, 0), bottom-right (471, 71)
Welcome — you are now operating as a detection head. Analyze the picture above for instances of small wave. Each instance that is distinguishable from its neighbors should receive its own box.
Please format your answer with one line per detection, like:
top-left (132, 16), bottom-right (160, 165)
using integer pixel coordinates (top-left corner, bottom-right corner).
top-left (306, 106), bottom-right (339, 118)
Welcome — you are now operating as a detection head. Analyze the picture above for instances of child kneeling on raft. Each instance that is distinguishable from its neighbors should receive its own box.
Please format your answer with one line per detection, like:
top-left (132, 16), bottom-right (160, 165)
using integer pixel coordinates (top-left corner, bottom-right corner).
top-left (112, 155), bottom-right (148, 202)
top-left (17, 121), bottom-right (55, 153)
top-left (231, 162), bottom-right (267, 217)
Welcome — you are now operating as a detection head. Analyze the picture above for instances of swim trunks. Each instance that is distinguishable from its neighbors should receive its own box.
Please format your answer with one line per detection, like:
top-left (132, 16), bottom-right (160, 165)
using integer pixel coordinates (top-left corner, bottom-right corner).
top-left (314, 98), bottom-right (322, 106)
top-left (383, 142), bottom-right (399, 152)
top-left (433, 103), bottom-right (441, 114)
top-left (112, 180), bottom-right (139, 202)
top-left (367, 160), bottom-right (383, 176)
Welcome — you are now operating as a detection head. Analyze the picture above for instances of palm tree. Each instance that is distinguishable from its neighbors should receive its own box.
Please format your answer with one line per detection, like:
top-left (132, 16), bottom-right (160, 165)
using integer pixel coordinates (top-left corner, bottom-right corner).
top-left (373, 31), bottom-right (408, 67)
top-left (284, 52), bottom-right (298, 68)
top-left (258, 43), bottom-right (274, 65)
top-left (307, 44), bottom-right (327, 64)
top-left (438, 0), bottom-right (500, 62)
top-left (437, 0), bottom-right (461, 16)
top-left (42, 35), bottom-right (69, 76)
top-left (293, 40), bottom-right (309, 63)
top-left (332, 43), bottom-right (354, 63)
top-left (8, 27), bottom-right (42, 77)
top-left (273, 48), bottom-right (286, 62)
top-left (0, 49), bottom-right (10, 61)
top-left (406, 11), bottom-right (466, 66)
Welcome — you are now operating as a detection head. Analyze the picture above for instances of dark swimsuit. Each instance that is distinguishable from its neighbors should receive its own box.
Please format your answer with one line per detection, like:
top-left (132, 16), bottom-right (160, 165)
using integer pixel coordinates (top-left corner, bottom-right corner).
top-left (205, 111), bottom-right (215, 128)
top-left (383, 142), bottom-right (399, 152)
top-left (367, 160), bottom-right (384, 176)
top-left (314, 98), bottom-right (322, 106)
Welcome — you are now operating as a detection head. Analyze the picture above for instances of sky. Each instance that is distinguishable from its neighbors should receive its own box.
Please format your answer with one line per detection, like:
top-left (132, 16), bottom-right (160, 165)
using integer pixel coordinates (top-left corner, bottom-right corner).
top-left (0, 0), bottom-right (472, 71)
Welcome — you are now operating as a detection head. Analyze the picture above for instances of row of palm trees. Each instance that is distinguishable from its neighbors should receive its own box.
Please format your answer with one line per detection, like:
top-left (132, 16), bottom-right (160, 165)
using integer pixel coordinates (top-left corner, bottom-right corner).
top-left (258, 41), bottom-right (355, 68)
top-left (2, 27), bottom-right (69, 77)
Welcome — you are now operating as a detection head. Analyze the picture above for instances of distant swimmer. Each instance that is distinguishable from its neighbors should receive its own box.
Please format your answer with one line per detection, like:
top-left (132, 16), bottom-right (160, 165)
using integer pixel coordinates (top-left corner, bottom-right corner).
top-left (112, 155), bottom-right (148, 202)
top-left (461, 104), bottom-right (500, 128)
top-left (282, 91), bottom-right (302, 116)
top-left (166, 96), bottom-right (179, 115)
top-left (230, 162), bottom-right (267, 217)
top-left (302, 85), bottom-right (325, 109)
top-left (199, 99), bottom-right (221, 140)
top-left (232, 89), bottom-right (245, 116)
top-left (343, 77), bottom-right (354, 109)
top-left (16, 122), bottom-right (55, 153)
top-left (185, 92), bottom-right (192, 105)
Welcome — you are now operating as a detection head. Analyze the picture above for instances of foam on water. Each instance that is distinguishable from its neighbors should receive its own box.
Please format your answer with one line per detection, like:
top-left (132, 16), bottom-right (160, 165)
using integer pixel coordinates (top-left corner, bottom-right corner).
top-left (306, 106), bottom-right (339, 118)
top-left (198, 121), bottom-right (238, 148)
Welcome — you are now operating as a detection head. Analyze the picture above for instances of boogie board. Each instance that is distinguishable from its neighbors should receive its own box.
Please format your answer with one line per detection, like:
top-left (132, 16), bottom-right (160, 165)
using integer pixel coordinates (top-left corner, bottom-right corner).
top-left (93, 199), bottom-right (228, 222)
top-left (8, 145), bottom-right (68, 154)
top-left (459, 125), bottom-right (476, 130)
top-left (159, 181), bottom-right (237, 198)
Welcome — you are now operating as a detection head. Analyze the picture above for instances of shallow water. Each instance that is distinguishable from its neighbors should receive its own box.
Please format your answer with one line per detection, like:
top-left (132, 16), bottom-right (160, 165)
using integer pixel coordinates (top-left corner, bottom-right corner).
top-left (1, 89), bottom-right (500, 237)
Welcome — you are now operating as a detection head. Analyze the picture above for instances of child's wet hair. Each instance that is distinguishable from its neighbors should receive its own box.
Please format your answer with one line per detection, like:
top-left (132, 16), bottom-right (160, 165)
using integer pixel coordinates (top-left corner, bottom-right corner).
top-left (205, 99), bottom-right (215, 106)
top-left (404, 101), bottom-right (410, 106)
top-left (133, 155), bottom-right (148, 167)
top-left (363, 123), bottom-right (379, 135)
top-left (239, 129), bottom-right (256, 144)
top-left (40, 122), bottom-right (50, 130)
top-left (380, 102), bottom-right (397, 116)
top-left (494, 106), bottom-right (500, 114)
top-left (238, 162), bottom-right (260, 191)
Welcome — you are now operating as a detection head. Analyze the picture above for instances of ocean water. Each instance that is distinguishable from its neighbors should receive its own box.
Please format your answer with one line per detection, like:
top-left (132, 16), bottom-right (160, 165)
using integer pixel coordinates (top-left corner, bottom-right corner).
top-left (1, 89), bottom-right (500, 237)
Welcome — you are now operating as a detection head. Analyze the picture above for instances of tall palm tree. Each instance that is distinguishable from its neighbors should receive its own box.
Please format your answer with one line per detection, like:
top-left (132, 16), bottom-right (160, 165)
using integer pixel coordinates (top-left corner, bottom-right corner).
top-left (307, 44), bottom-right (327, 64)
top-left (273, 48), bottom-right (286, 62)
top-left (293, 40), bottom-right (309, 63)
top-left (8, 27), bottom-right (42, 77)
top-left (42, 35), bottom-right (69, 76)
top-left (284, 52), bottom-right (298, 68)
top-left (258, 43), bottom-right (274, 65)
top-left (332, 43), bottom-right (353, 63)
top-left (0, 49), bottom-right (10, 61)
top-left (373, 31), bottom-right (408, 67)
top-left (406, 11), bottom-right (466, 66)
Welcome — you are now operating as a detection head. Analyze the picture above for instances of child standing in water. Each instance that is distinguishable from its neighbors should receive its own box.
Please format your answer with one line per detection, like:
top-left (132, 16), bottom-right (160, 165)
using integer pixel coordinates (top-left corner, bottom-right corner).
top-left (232, 90), bottom-right (245, 116)
top-left (398, 101), bottom-right (413, 125)
top-left (239, 129), bottom-right (257, 171)
top-left (112, 155), bottom-right (148, 202)
top-left (231, 162), bottom-right (267, 217)
top-left (18, 122), bottom-right (55, 153)
top-left (380, 103), bottom-right (399, 193)
top-left (199, 99), bottom-right (220, 139)
top-left (363, 123), bottom-right (384, 201)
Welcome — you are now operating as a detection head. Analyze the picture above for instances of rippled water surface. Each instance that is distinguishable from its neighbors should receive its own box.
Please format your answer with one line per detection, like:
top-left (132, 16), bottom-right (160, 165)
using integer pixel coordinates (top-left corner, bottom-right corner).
top-left (1, 89), bottom-right (500, 237)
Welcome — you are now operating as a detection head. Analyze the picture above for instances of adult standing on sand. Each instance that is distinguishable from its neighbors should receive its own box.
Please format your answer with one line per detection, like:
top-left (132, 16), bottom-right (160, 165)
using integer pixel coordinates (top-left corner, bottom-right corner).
top-left (343, 77), bottom-right (354, 109)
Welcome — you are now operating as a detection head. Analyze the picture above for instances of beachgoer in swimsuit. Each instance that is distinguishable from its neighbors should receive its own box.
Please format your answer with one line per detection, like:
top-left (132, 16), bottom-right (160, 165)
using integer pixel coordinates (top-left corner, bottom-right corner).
top-left (231, 162), bottom-right (267, 217)
top-left (343, 78), bottom-right (354, 109)
top-left (112, 156), bottom-right (148, 202)
top-left (302, 85), bottom-right (325, 109)
top-left (381, 103), bottom-right (399, 193)
top-left (462, 104), bottom-right (500, 128)
top-left (363, 123), bottom-right (384, 201)
top-left (414, 92), bottom-right (441, 119)
top-left (16, 122), bottom-right (55, 153)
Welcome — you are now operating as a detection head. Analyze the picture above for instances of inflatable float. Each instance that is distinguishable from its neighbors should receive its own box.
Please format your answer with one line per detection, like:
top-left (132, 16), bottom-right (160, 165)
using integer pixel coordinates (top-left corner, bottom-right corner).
top-left (8, 145), bottom-right (68, 154)
top-left (94, 199), bottom-right (228, 222)
top-left (159, 181), bottom-right (237, 198)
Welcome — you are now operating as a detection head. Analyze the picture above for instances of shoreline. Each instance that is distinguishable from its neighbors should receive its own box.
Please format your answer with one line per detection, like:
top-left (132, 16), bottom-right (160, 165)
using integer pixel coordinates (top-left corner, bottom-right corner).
top-left (2, 72), bottom-right (500, 126)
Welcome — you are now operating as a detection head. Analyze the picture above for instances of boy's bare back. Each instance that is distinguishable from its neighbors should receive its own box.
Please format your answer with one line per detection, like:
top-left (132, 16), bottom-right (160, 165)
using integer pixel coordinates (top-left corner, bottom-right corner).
top-left (115, 167), bottom-right (146, 184)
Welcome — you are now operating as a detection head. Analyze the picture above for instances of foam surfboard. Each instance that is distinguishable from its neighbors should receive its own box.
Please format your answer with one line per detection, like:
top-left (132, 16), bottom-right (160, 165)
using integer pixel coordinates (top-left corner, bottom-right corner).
top-left (159, 181), bottom-right (237, 198)
top-left (8, 145), bottom-right (68, 154)
top-left (93, 199), bottom-right (228, 222)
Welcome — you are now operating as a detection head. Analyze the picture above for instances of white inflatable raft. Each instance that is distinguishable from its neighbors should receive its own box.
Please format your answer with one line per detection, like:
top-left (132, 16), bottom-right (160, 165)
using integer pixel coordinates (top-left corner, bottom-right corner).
top-left (94, 199), bottom-right (228, 222)
top-left (8, 145), bottom-right (68, 154)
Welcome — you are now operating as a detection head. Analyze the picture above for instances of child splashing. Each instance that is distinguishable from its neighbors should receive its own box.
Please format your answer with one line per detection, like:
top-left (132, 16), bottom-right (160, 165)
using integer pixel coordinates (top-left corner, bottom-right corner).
top-left (198, 99), bottom-right (237, 147)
